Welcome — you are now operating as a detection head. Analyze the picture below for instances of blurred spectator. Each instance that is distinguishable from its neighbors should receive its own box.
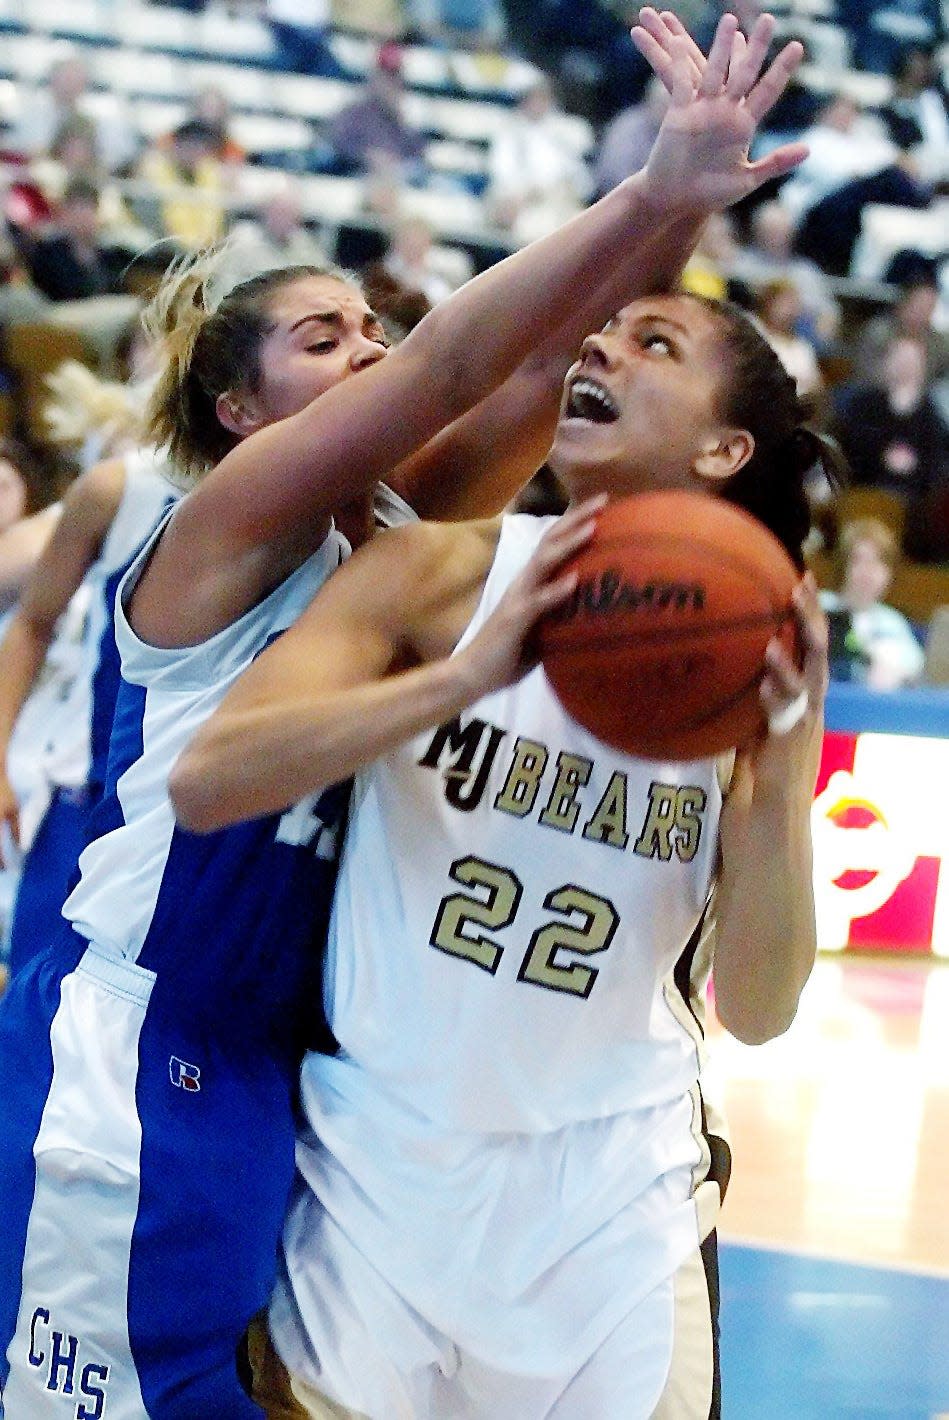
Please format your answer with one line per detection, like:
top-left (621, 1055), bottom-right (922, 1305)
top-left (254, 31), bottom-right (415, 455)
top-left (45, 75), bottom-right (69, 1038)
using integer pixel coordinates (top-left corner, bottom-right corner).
top-left (29, 118), bottom-right (149, 254)
top-left (779, 95), bottom-right (900, 214)
top-left (834, 336), bottom-right (946, 502)
top-left (167, 87), bottom-right (247, 170)
top-left (6, 52), bottom-right (137, 174)
top-left (507, 0), bottom-right (648, 125)
top-left (820, 518), bottom-right (924, 688)
top-left (113, 317), bottom-right (161, 393)
top-left (681, 212), bottom-right (737, 302)
top-left (335, 0), bottom-right (405, 36)
top-left (727, 201), bottom-right (839, 347)
top-left (780, 95), bottom-right (930, 277)
top-left (754, 279), bottom-right (823, 397)
top-left (0, 235), bottom-right (49, 329)
top-left (374, 215), bottom-right (473, 306)
top-left (836, 0), bottom-right (941, 77)
top-left (24, 178), bottom-right (127, 302)
top-left (881, 47), bottom-right (949, 185)
top-left (854, 276), bottom-right (949, 388)
top-left (487, 78), bottom-right (591, 243)
top-left (593, 77), bottom-right (668, 197)
top-left (406, 0), bottom-right (507, 51)
top-left (265, 0), bottom-right (346, 78)
top-left (327, 43), bottom-right (427, 178)
top-left (230, 184), bottom-right (330, 269)
top-left (140, 120), bottom-right (227, 249)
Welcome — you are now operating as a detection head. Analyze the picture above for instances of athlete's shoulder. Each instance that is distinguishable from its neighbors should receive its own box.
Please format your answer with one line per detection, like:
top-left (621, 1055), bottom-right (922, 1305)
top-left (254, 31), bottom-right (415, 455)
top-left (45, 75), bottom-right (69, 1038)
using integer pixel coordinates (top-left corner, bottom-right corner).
top-left (324, 517), bottom-right (499, 654)
top-left (365, 515), bottom-right (498, 580)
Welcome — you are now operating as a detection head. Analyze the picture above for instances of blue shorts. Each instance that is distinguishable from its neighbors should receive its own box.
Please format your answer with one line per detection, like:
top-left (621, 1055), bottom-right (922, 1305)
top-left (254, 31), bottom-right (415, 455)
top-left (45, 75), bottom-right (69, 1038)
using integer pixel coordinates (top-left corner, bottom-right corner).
top-left (0, 933), bottom-right (298, 1418)
top-left (8, 787), bottom-right (91, 979)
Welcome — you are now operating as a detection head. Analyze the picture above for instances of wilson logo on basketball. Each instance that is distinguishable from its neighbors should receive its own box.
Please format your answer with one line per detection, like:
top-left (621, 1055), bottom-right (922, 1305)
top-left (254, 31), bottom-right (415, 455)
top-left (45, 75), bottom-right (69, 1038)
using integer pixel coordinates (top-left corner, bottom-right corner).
top-left (550, 570), bottom-right (706, 624)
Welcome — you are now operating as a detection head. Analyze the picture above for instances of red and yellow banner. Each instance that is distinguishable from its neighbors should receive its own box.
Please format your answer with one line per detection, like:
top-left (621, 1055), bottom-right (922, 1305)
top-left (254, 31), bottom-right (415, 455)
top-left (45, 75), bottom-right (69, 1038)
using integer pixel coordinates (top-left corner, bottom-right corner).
top-left (812, 731), bottom-right (949, 956)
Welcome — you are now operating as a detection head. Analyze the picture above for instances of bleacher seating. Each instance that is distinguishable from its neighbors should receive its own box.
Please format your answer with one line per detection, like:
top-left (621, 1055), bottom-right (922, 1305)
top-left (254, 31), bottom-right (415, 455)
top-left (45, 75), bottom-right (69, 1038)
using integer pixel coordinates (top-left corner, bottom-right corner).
top-left (0, 5), bottom-right (593, 260)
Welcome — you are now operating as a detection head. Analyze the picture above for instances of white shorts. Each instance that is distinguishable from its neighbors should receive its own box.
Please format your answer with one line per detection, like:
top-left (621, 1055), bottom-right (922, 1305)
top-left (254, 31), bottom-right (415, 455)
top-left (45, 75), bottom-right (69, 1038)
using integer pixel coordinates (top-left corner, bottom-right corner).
top-left (267, 1230), bottom-right (721, 1420)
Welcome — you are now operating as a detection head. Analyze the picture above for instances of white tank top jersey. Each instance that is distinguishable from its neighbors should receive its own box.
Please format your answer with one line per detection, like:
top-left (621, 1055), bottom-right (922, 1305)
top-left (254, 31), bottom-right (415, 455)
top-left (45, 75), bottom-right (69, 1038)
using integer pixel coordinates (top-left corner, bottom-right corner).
top-left (76, 447), bottom-right (179, 794)
top-left (61, 519), bottom-right (346, 963)
top-left (62, 484), bottom-right (413, 969)
top-left (278, 514), bottom-right (729, 1381)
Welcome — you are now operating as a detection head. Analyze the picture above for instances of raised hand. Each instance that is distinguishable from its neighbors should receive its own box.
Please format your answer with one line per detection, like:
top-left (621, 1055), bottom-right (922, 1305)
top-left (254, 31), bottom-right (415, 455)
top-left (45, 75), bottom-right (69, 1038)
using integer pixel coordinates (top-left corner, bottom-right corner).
top-left (633, 9), bottom-right (807, 214)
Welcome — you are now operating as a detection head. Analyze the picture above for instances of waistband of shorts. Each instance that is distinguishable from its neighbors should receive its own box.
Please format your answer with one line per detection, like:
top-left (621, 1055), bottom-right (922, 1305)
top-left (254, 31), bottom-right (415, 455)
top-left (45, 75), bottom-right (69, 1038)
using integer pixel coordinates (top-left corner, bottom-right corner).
top-left (75, 943), bottom-right (157, 1005)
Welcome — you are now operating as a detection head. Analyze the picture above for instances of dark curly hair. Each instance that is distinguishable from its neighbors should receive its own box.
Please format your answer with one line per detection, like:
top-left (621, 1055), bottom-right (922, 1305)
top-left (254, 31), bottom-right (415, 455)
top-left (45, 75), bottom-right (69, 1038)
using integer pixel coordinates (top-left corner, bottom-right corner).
top-left (687, 293), bottom-right (847, 569)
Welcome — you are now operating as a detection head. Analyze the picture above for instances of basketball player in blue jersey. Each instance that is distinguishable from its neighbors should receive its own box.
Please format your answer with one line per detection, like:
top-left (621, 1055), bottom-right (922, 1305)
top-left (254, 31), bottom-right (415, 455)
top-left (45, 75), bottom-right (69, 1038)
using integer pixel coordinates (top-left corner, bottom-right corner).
top-left (0, 11), bottom-right (808, 1416)
top-left (172, 22), bottom-right (834, 1418)
top-left (0, 448), bottom-right (177, 978)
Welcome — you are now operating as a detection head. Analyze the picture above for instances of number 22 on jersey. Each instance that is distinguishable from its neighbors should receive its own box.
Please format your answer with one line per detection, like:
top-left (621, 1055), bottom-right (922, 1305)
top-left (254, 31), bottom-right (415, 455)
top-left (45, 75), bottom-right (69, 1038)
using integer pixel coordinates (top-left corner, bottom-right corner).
top-left (430, 855), bottom-right (619, 999)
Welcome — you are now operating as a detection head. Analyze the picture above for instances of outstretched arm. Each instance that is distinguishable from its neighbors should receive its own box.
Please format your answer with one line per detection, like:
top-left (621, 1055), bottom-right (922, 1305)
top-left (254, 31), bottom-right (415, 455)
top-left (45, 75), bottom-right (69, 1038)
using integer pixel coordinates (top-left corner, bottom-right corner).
top-left (389, 9), bottom-right (807, 520)
top-left (0, 460), bottom-right (125, 862)
top-left (176, 11), bottom-right (807, 549)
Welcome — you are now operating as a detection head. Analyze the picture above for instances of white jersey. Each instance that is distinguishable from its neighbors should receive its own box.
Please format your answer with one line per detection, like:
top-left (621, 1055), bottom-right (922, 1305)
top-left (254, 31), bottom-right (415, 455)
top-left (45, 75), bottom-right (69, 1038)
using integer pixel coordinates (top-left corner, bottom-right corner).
top-left (75, 447), bottom-right (179, 793)
top-left (61, 518), bottom-right (347, 965)
top-left (62, 485), bottom-right (411, 966)
top-left (276, 514), bottom-right (728, 1384)
top-left (5, 449), bottom-right (177, 845)
top-left (4, 582), bottom-right (89, 852)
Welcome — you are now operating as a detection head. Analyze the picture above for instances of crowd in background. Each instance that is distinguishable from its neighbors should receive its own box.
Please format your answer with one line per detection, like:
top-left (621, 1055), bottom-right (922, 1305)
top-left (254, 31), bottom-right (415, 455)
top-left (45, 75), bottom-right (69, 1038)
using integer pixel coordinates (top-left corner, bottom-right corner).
top-left (0, 0), bottom-right (947, 650)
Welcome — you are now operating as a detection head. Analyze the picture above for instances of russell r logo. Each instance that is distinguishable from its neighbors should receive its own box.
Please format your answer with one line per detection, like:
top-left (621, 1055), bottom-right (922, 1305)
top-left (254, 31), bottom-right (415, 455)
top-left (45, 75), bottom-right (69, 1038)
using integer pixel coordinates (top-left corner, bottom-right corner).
top-left (169, 1057), bottom-right (201, 1091)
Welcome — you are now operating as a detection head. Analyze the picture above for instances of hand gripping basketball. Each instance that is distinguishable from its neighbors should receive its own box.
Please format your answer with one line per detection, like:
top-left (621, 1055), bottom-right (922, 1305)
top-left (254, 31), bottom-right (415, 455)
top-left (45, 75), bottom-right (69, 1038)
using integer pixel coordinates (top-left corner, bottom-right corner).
top-left (458, 496), bottom-right (606, 698)
top-left (538, 491), bottom-right (803, 761)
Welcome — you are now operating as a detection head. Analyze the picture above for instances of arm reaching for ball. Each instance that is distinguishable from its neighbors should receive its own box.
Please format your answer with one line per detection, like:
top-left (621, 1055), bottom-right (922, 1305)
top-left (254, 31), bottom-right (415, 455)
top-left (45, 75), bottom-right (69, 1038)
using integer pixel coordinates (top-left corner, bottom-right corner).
top-left (170, 502), bottom-right (603, 831)
top-left (713, 575), bottom-right (828, 1043)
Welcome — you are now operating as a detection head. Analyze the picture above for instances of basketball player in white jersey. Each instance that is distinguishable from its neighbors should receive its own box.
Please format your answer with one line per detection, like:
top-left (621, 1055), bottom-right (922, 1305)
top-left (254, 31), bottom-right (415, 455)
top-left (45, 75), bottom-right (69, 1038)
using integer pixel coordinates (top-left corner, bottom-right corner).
top-left (0, 13), bottom-right (809, 1413)
top-left (0, 448), bottom-right (176, 977)
top-left (176, 303), bottom-right (832, 1420)
top-left (171, 23), bottom-right (829, 1419)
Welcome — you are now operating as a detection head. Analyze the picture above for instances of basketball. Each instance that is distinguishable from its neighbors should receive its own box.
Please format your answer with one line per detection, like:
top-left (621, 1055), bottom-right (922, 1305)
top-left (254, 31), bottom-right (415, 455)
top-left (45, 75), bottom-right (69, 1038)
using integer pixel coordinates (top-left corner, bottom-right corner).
top-left (539, 490), bottom-right (801, 761)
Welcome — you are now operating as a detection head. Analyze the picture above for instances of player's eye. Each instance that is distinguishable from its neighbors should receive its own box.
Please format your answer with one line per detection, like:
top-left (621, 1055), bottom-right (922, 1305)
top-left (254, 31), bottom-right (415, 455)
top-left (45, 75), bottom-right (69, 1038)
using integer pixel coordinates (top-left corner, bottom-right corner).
top-left (306, 339), bottom-right (337, 354)
top-left (641, 332), bottom-right (674, 356)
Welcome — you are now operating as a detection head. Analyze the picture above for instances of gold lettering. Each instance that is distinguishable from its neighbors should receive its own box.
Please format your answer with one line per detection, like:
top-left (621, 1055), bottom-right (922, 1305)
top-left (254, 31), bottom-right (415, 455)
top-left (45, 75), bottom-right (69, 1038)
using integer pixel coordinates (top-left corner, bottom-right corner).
top-left (539, 753), bottom-right (593, 834)
top-left (633, 782), bottom-right (679, 861)
top-left (674, 787), bottom-right (707, 862)
top-left (582, 772), bottom-right (630, 849)
top-left (494, 738), bottom-right (549, 818)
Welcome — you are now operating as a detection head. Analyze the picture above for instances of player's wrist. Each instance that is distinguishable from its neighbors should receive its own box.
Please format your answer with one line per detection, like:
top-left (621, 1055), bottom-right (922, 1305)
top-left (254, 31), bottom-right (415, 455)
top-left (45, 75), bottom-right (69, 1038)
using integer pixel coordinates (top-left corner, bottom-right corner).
top-left (437, 650), bottom-right (489, 715)
top-left (629, 163), bottom-right (711, 224)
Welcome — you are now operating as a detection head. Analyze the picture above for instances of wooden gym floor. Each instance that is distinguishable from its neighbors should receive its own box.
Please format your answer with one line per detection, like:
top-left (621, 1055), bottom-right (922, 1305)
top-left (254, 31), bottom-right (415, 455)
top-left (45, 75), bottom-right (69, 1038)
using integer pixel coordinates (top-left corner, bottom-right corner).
top-left (709, 953), bottom-right (949, 1417)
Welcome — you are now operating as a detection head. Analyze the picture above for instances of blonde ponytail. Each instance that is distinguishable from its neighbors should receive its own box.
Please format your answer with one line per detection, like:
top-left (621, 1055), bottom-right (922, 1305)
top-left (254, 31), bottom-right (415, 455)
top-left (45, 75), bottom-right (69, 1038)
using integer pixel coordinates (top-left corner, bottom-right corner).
top-left (43, 360), bottom-right (147, 459)
top-left (142, 247), bottom-right (219, 481)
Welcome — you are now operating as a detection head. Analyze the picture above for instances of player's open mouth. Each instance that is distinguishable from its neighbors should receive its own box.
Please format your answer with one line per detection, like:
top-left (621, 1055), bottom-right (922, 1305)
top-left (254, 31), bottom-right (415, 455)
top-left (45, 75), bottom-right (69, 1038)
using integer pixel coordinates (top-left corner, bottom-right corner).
top-left (565, 377), bottom-right (620, 423)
